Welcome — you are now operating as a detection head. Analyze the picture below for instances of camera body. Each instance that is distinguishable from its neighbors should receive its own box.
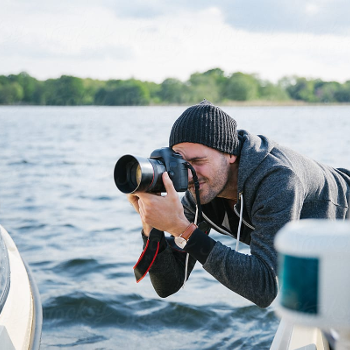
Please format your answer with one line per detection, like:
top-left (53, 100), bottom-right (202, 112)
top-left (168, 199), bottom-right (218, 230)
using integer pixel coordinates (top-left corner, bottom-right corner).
top-left (114, 147), bottom-right (188, 194)
top-left (149, 147), bottom-right (188, 192)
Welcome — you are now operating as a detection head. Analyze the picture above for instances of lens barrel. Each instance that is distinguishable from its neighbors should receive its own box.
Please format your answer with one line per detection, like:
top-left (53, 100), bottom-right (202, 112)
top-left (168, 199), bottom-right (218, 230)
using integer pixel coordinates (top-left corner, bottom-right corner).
top-left (114, 155), bottom-right (166, 193)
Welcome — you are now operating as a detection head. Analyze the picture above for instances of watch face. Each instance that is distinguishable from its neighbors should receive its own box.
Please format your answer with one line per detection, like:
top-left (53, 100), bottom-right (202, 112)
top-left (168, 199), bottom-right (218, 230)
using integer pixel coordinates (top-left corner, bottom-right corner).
top-left (175, 236), bottom-right (187, 249)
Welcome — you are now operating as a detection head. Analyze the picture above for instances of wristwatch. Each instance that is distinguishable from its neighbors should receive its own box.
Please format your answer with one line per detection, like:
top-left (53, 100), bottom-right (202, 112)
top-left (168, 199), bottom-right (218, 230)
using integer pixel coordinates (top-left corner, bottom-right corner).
top-left (174, 223), bottom-right (198, 249)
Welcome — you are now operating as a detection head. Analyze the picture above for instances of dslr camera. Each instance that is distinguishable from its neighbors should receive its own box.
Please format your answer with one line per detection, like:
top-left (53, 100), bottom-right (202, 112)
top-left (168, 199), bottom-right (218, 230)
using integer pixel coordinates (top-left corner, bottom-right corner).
top-left (114, 147), bottom-right (188, 194)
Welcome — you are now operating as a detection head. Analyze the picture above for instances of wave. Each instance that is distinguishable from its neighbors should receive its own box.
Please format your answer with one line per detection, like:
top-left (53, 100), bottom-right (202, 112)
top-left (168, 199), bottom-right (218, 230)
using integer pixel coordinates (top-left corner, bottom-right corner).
top-left (43, 290), bottom-right (221, 329)
top-left (43, 292), bottom-right (157, 328)
top-left (7, 159), bottom-right (35, 166)
top-left (17, 223), bottom-right (47, 231)
top-left (47, 334), bottom-right (108, 348)
top-left (42, 291), bottom-right (277, 349)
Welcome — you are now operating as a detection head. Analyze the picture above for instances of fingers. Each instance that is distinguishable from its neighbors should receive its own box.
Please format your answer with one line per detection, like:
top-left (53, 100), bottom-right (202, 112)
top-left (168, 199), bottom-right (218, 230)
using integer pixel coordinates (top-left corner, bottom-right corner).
top-left (126, 173), bottom-right (179, 233)
top-left (126, 194), bottom-right (152, 234)
top-left (138, 198), bottom-right (144, 217)
top-left (137, 196), bottom-right (152, 226)
top-left (126, 193), bottom-right (140, 213)
top-left (162, 172), bottom-right (177, 197)
top-left (130, 176), bottom-right (188, 235)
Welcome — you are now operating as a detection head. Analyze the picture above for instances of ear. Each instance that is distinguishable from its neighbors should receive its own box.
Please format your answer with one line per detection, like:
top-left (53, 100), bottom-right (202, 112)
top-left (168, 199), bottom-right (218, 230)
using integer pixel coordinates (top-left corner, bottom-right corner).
top-left (228, 154), bottom-right (237, 164)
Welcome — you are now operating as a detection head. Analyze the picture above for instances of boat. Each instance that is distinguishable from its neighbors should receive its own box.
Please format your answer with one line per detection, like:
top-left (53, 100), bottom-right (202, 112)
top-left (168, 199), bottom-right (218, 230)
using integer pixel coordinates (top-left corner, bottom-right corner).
top-left (270, 319), bottom-right (331, 349)
top-left (0, 225), bottom-right (42, 349)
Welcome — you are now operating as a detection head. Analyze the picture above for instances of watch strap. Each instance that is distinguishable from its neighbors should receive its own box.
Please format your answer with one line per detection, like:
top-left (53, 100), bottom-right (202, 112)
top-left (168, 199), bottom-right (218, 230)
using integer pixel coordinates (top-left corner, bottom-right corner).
top-left (180, 223), bottom-right (198, 241)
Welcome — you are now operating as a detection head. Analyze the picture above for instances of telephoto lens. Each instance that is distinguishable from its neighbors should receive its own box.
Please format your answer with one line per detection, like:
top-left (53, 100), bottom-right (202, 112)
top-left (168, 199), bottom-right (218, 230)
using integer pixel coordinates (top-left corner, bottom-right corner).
top-left (114, 155), bottom-right (166, 193)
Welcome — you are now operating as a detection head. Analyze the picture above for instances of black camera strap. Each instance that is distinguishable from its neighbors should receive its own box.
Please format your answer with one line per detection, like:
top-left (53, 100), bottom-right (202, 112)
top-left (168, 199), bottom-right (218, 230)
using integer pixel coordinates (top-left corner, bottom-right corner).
top-left (185, 162), bottom-right (203, 222)
top-left (134, 229), bottom-right (164, 283)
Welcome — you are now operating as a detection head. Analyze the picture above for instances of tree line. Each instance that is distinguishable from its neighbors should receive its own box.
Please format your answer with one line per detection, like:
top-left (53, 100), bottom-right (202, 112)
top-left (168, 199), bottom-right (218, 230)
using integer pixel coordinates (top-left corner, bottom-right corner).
top-left (1, 69), bottom-right (350, 105)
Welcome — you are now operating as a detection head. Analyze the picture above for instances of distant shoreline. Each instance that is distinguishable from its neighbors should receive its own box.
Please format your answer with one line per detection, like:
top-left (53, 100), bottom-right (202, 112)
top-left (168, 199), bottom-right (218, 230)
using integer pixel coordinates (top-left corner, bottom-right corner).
top-left (2, 71), bottom-right (350, 107)
top-left (2, 101), bottom-right (350, 107)
top-left (151, 101), bottom-right (350, 107)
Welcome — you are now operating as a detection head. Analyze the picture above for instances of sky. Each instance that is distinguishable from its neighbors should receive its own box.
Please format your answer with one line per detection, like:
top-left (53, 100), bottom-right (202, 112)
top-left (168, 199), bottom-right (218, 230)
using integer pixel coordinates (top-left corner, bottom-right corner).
top-left (1, 0), bottom-right (350, 83)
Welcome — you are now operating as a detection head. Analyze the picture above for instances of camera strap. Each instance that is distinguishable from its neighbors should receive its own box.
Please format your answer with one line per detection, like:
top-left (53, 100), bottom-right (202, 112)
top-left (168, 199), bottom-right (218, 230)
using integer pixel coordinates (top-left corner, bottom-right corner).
top-left (133, 228), bottom-right (164, 283)
top-left (185, 162), bottom-right (203, 222)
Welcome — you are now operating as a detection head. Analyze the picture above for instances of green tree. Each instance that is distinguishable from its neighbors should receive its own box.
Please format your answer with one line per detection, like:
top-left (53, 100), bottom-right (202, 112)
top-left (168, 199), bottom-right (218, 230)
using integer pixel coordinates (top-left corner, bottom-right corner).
top-left (203, 68), bottom-right (226, 81)
top-left (187, 68), bottom-right (226, 103)
top-left (7, 72), bottom-right (40, 104)
top-left (314, 81), bottom-right (341, 103)
top-left (81, 78), bottom-right (105, 105)
top-left (3, 69), bottom-right (350, 106)
top-left (43, 75), bottom-right (85, 105)
top-left (31, 81), bottom-right (47, 105)
top-left (0, 78), bottom-right (24, 104)
top-left (223, 72), bottom-right (260, 101)
top-left (94, 87), bottom-right (108, 105)
top-left (334, 81), bottom-right (350, 102)
top-left (259, 80), bottom-right (290, 101)
top-left (158, 78), bottom-right (190, 104)
top-left (285, 77), bottom-right (317, 102)
top-left (143, 81), bottom-right (161, 104)
top-left (94, 79), bottom-right (150, 105)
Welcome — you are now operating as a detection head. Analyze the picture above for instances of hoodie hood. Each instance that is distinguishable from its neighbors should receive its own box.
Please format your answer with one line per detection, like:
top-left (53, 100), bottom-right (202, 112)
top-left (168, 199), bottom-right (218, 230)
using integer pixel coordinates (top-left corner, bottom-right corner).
top-left (236, 130), bottom-right (276, 195)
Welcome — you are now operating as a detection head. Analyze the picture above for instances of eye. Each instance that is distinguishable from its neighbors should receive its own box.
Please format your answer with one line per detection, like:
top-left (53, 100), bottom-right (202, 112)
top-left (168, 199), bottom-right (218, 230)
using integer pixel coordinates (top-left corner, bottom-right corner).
top-left (192, 159), bottom-right (206, 166)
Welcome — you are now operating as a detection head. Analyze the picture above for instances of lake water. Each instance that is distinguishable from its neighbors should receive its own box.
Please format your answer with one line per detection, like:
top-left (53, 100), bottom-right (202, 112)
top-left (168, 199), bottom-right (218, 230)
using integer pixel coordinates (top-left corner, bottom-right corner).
top-left (0, 105), bottom-right (350, 349)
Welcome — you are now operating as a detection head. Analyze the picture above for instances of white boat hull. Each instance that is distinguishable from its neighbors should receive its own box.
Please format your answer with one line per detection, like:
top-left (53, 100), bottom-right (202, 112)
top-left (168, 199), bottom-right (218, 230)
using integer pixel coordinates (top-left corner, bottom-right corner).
top-left (0, 225), bottom-right (42, 349)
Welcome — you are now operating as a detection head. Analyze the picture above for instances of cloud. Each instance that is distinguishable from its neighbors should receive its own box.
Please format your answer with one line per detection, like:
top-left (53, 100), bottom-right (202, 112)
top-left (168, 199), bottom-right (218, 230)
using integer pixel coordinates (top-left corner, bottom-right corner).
top-left (4, 0), bottom-right (350, 35)
top-left (221, 0), bottom-right (350, 35)
top-left (1, 0), bottom-right (350, 83)
top-left (100, 0), bottom-right (215, 19)
top-left (94, 0), bottom-right (350, 35)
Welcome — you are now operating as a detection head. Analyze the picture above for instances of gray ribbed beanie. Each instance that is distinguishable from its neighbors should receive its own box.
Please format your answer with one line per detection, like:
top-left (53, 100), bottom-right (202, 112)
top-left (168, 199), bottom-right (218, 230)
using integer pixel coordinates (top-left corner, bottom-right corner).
top-left (169, 100), bottom-right (240, 155)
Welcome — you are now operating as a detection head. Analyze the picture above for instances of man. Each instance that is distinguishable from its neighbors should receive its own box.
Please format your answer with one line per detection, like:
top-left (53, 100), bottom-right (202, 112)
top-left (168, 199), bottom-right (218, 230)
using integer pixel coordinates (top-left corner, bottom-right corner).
top-left (127, 100), bottom-right (350, 308)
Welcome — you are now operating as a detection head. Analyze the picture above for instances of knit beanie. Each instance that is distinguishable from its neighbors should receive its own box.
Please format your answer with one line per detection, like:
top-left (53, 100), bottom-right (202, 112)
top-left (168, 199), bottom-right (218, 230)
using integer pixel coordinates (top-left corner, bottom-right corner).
top-left (169, 99), bottom-right (240, 155)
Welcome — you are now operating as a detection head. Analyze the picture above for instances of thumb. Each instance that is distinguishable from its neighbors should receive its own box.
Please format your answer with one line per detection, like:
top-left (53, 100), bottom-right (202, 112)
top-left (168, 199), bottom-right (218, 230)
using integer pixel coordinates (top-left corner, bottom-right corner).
top-left (162, 172), bottom-right (177, 196)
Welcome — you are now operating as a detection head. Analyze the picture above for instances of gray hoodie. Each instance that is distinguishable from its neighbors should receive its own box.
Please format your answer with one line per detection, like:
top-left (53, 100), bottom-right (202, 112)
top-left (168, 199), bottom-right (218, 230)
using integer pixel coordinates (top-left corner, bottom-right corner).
top-left (144, 130), bottom-right (350, 308)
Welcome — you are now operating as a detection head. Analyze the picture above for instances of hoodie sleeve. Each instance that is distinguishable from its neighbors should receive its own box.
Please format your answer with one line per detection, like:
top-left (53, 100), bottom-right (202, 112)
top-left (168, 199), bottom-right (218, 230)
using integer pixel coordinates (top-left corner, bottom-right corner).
top-left (202, 167), bottom-right (304, 308)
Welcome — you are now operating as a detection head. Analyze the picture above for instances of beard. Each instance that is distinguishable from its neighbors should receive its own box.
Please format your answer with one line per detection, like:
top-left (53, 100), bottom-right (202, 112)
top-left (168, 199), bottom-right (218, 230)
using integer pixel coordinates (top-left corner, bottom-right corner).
top-left (188, 156), bottom-right (232, 205)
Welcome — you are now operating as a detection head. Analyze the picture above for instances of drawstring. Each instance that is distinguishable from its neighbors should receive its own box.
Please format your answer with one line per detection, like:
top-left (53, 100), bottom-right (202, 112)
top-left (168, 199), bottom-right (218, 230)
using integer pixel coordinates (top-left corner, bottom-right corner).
top-left (235, 194), bottom-right (244, 252)
top-left (183, 162), bottom-right (201, 289)
top-left (183, 205), bottom-right (198, 288)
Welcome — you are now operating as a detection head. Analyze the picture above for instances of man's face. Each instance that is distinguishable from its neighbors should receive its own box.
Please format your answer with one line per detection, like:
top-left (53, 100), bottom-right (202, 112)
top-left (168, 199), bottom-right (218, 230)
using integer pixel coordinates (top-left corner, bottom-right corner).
top-left (172, 142), bottom-right (236, 204)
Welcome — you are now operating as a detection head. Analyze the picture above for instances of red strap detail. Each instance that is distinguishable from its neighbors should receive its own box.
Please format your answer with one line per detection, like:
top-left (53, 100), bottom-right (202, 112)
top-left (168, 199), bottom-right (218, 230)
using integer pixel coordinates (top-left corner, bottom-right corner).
top-left (134, 241), bottom-right (160, 283)
top-left (133, 239), bottom-right (150, 269)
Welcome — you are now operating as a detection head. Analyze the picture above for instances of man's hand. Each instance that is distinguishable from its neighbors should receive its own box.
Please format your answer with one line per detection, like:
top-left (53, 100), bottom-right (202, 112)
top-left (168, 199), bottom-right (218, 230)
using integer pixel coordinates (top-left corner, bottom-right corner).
top-left (136, 172), bottom-right (190, 237)
top-left (126, 193), bottom-right (153, 236)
